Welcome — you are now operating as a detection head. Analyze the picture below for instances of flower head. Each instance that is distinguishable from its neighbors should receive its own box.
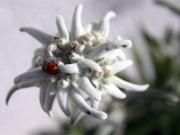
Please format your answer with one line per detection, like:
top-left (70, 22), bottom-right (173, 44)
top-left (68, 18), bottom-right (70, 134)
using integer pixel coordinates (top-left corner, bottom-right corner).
top-left (6, 4), bottom-right (149, 123)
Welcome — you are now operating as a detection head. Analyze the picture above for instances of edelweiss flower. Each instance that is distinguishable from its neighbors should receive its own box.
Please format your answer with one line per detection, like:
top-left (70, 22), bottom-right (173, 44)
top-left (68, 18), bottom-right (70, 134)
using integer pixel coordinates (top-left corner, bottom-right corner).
top-left (6, 4), bottom-right (149, 122)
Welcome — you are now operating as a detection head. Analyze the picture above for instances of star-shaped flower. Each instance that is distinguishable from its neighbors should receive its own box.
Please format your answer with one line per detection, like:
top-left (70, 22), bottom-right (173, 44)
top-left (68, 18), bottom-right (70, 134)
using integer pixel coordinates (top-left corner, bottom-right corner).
top-left (6, 4), bottom-right (149, 123)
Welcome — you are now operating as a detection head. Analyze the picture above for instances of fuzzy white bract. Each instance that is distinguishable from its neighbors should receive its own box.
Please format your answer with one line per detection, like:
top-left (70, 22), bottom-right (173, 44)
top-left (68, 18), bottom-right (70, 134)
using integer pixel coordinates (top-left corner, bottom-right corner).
top-left (6, 4), bottom-right (149, 123)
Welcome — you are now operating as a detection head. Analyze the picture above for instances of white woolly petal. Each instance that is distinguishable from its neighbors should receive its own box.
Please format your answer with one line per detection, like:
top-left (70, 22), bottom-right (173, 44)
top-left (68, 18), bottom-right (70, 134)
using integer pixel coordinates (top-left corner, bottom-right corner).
top-left (47, 44), bottom-right (57, 59)
top-left (32, 56), bottom-right (44, 67)
top-left (70, 110), bottom-right (84, 124)
top-left (115, 49), bottom-right (127, 60)
top-left (39, 82), bottom-right (49, 112)
top-left (32, 48), bottom-right (46, 67)
top-left (70, 4), bottom-right (84, 39)
top-left (78, 77), bottom-right (101, 101)
top-left (101, 84), bottom-right (126, 99)
top-left (112, 76), bottom-right (149, 91)
top-left (70, 52), bottom-right (81, 61)
top-left (86, 41), bottom-right (127, 59)
top-left (44, 83), bottom-right (56, 115)
top-left (106, 59), bottom-right (133, 74)
top-left (57, 88), bottom-right (71, 117)
top-left (70, 89), bottom-right (107, 120)
top-left (118, 39), bottom-right (132, 48)
top-left (56, 15), bottom-right (69, 40)
top-left (99, 11), bottom-right (116, 39)
top-left (6, 80), bottom-right (38, 105)
top-left (59, 63), bottom-right (80, 74)
top-left (14, 67), bottom-right (51, 84)
top-left (90, 100), bottom-right (100, 109)
top-left (116, 36), bottom-right (132, 48)
top-left (97, 49), bottom-right (126, 61)
top-left (85, 43), bottom-right (108, 59)
top-left (20, 27), bottom-right (54, 46)
top-left (78, 57), bottom-right (102, 72)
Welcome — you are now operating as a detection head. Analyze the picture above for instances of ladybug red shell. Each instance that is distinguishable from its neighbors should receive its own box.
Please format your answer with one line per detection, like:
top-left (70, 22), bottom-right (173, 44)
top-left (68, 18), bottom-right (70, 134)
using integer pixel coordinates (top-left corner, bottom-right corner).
top-left (42, 60), bottom-right (58, 75)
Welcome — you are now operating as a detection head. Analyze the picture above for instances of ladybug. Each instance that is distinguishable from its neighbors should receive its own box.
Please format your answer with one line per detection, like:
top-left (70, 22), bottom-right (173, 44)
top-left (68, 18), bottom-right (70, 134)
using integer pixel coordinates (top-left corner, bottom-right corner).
top-left (42, 60), bottom-right (58, 75)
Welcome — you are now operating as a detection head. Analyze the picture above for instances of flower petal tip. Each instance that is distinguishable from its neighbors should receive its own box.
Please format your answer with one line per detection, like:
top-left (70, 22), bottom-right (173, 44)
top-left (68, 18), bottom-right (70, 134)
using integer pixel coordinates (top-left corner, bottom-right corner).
top-left (143, 84), bottom-right (150, 91)
top-left (101, 112), bottom-right (108, 120)
top-left (107, 11), bottom-right (116, 19)
top-left (77, 3), bottom-right (83, 9)
top-left (47, 111), bottom-right (54, 118)
top-left (121, 94), bottom-right (127, 99)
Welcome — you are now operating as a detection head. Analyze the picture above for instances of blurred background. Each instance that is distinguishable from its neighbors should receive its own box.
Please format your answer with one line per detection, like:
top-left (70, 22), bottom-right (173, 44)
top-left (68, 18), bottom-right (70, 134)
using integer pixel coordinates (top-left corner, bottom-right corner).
top-left (0, 0), bottom-right (180, 135)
